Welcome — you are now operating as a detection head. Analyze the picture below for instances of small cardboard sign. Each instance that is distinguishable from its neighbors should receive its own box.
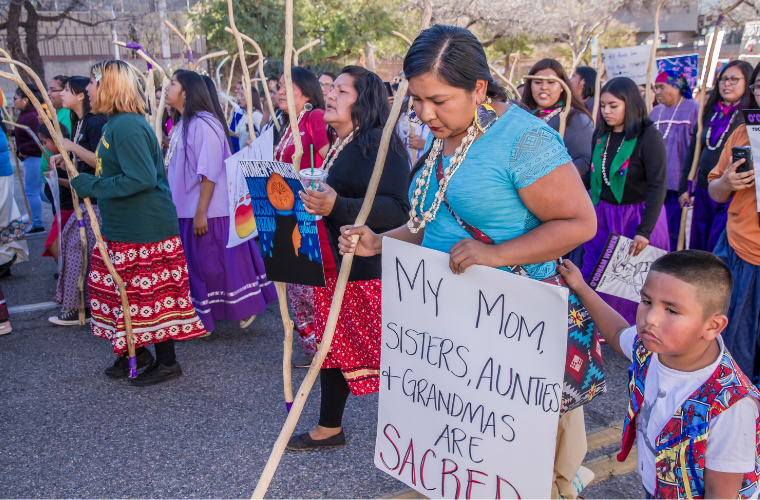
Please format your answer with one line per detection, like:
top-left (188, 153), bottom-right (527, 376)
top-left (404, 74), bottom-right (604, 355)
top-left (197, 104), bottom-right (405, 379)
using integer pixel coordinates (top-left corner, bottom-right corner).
top-left (742, 110), bottom-right (760, 214)
top-left (588, 234), bottom-right (667, 303)
top-left (603, 46), bottom-right (652, 85)
top-left (241, 160), bottom-right (325, 287)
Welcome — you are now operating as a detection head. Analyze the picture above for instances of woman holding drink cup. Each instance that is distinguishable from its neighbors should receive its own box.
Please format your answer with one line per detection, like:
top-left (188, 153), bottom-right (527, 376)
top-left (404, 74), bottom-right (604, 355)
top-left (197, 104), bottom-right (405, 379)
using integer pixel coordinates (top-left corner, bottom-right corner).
top-left (287, 66), bottom-right (410, 450)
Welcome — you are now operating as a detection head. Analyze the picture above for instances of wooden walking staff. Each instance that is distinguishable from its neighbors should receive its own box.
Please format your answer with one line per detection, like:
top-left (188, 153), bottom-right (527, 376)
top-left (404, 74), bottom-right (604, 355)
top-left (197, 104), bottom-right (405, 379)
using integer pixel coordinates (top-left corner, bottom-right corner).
top-left (0, 61), bottom-right (138, 360)
top-left (523, 75), bottom-right (573, 137)
top-left (250, 1), bottom-right (432, 497)
top-left (0, 56), bottom-right (90, 325)
top-left (293, 40), bottom-right (320, 66)
top-left (189, 51), bottom-right (229, 72)
top-left (223, 27), bottom-right (281, 133)
top-left (164, 20), bottom-right (194, 67)
top-left (489, 64), bottom-right (521, 100)
top-left (645, 0), bottom-right (667, 115)
top-left (224, 54), bottom-right (239, 119)
top-left (676, 0), bottom-right (746, 250)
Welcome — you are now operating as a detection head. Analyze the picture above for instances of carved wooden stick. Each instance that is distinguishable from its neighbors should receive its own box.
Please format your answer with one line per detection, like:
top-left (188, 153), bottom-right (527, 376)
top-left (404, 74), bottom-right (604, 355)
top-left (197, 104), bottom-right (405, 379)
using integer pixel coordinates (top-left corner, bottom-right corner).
top-left (224, 53), bottom-right (239, 118)
top-left (523, 75), bottom-right (573, 138)
top-left (189, 50), bottom-right (229, 72)
top-left (0, 62), bottom-right (137, 362)
top-left (216, 55), bottom-right (231, 85)
top-left (224, 27), bottom-right (281, 132)
top-left (677, 1), bottom-right (744, 250)
top-left (509, 51), bottom-right (520, 82)
top-left (391, 30), bottom-right (413, 47)
top-left (293, 39), bottom-right (320, 66)
top-left (489, 64), bottom-right (520, 100)
top-left (646, 0), bottom-right (667, 115)
top-left (250, 1), bottom-right (432, 497)
top-left (592, 63), bottom-right (604, 127)
top-left (164, 20), bottom-right (193, 65)
top-left (225, 2), bottom-right (256, 148)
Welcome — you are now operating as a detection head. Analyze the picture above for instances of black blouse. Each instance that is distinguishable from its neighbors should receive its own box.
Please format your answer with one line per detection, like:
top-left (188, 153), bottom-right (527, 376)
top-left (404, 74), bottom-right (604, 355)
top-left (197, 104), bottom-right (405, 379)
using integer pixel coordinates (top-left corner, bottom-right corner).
top-left (324, 128), bottom-right (411, 281)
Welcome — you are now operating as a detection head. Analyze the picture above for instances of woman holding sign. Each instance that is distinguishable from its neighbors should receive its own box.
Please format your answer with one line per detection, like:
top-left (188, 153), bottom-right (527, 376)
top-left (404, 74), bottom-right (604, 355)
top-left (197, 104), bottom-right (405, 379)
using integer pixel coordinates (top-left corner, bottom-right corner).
top-left (338, 25), bottom-right (599, 499)
top-left (581, 77), bottom-right (669, 323)
top-left (164, 70), bottom-right (276, 333)
top-left (288, 66), bottom-right (410, 450)
top-left (708, 62), bottom-right (760, 382)
top-left (679, 60), bottom-right (754, 252)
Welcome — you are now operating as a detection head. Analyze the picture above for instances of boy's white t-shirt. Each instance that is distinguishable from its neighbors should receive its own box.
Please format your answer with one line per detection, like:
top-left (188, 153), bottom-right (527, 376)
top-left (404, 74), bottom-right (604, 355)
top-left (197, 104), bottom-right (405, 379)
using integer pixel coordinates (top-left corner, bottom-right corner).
top-left (619, 326), bottom-right (760, 494)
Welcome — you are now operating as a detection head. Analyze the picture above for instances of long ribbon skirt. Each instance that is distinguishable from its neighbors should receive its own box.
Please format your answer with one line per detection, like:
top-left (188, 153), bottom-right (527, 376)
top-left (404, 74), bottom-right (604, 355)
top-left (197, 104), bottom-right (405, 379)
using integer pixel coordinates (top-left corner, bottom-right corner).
top-left (689, 185), bottom-right (728, 252)
top-left (55, 205), bottom-right (101, 311)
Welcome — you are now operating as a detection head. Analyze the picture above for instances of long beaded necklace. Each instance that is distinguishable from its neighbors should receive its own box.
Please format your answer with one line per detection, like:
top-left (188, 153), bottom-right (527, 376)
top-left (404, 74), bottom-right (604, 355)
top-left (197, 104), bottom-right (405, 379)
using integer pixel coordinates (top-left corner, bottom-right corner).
top-left (275, 109), bottom-right (308, 162)
top-left (70, 117), bottom-right (85, 169)
top-left (654, 97), bottom-right (683, 139)
top-left (539, 107), bottom-right (562, 123)
top-left (163, 119), bottom-right (183, 169)
top-left (323, 131), bottom-right (354, 173)
top-left (705, 108), bottom-right (738, 151)
top-left (601, 133), bottom-right (624, 187)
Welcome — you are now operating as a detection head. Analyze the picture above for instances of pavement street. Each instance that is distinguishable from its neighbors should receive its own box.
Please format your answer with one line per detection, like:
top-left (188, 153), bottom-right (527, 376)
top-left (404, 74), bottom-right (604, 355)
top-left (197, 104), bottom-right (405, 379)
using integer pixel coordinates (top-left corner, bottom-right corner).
top-left (0, 178), bottom-right (644, 499)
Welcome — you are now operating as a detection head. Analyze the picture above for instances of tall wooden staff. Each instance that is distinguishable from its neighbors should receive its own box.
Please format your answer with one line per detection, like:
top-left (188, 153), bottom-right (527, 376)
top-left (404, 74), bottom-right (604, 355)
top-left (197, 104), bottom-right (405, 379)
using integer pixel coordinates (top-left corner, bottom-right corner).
top-left (523, 75), bottom-right (573, 137)
top-left (0, 60), bottom-right (138, 366)
top-left (1, 57), bottom-right (90, 325)
top-left (489, 64), bottom-right (521, 99)
top-left (250, 1), bottom-right (433, 497)
top-left (223, 27), bottom-right (281, 133)
top-left (0, 108), bottom-right (31, 217)
top-left (189, 51), bottom-right (229, 72)
top-left (676, 0), bottom-right (745, 250)
top-left (592, 62), bottom-right (604, 127)
top-left (164, 20), bottom-right (193, 67)
top-left (224, 54), bottom-right (239, 118)
top-left (293, 40), bottom-right (321, 66)
top-left (509, 51), bottom-right (520, 82)
top-left (645, 0), bottom-right (667, 115)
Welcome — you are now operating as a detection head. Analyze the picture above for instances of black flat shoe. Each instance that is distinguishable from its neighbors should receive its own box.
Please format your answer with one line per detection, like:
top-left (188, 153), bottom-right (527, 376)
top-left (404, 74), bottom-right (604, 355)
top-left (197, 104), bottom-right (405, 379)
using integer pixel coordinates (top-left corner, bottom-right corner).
top-left (129, 360), bottom-right (182, 387)
top-left (286, 430), bottom-right (345, 451)
top-left (104, 348), bottom-right (154, 378)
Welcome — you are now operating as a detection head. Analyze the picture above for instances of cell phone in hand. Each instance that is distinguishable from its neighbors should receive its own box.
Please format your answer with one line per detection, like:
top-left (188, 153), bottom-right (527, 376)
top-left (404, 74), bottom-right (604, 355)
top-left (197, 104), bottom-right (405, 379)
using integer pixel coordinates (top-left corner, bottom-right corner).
top-left (734, 146), bottom-right (754, 174)
top-left (384, 81), bottom-right (393, 97)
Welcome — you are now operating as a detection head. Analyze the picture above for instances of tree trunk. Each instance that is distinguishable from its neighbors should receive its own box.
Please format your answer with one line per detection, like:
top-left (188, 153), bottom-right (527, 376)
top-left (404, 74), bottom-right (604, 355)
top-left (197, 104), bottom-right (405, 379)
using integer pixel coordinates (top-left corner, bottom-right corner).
top-left (23, 1), bottom-right (46, 82)
top-left (157, 0), bottom-right (172, 61)
top-left (6, 0), bottom-right (34, 82)
top-left (366, 42), bottom-right (377, 73)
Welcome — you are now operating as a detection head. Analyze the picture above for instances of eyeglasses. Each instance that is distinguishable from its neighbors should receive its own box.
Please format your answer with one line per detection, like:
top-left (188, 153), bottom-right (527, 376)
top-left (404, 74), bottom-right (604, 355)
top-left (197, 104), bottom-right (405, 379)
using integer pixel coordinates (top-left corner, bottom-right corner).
top-left (718, 76), bottom-right (744, 86)
top-left (751, 84), bottom-right (760, 95)
top-left (49, 88), bottom-right (63, 93)
top-left (320, 83), bottom-right (332, 90)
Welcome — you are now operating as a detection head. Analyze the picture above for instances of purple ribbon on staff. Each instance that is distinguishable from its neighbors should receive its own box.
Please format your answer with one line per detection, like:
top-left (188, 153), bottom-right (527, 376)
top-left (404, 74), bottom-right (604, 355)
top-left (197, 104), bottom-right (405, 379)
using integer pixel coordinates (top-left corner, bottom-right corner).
top-left (187, 50), bottom-right (194, 63)
top-left (125, 43), bottom-right (153, 69)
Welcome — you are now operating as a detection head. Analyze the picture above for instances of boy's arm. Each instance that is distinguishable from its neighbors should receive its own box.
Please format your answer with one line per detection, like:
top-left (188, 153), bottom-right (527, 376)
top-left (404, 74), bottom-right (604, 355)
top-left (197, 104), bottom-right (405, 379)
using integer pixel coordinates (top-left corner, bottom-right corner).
top-left (703, 469), bottom-right (742, 499)
top-left (557, 260), bottom-right (631, 358)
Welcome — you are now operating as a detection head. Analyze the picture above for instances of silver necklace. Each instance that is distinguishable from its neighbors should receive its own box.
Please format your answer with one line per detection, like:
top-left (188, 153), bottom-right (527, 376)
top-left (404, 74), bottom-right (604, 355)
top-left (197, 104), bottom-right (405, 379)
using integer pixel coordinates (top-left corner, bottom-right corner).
top-left (164, 119), bottom-right (183, 169)
top-left (601, 134), bottom-right (624, 187)
top-left (654, 97), bottom-right (683, 139)
top-left (323, 131), bottom-right (354, 173)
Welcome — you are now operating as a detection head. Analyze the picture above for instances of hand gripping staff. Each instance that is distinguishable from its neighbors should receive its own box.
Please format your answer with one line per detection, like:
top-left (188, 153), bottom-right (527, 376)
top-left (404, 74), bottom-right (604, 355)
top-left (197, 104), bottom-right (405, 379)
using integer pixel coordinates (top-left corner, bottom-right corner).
top-left (0, 59), bottom-right (139, 374)
top-left (249, 0), bottom-right (433, 497)
top-left (677, 0), bottom-right (746, 250)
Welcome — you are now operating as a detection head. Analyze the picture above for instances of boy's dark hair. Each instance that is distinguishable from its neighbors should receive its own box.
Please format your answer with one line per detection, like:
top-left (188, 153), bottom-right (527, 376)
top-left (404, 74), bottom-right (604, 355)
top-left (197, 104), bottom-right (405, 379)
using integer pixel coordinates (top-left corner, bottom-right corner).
top-left (650, 250), bottom-right (733, 317)
top-left (38, 123), bottom-right (70, 140)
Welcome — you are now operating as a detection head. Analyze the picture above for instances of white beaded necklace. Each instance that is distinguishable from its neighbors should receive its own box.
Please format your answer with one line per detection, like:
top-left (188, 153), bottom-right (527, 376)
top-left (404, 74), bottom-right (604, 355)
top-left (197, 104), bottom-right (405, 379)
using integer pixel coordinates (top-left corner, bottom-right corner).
top-left (164, 119), bottom-right (183, 169)
top-left (408, 122), bottom-right (479, 233)
top-left (70, 117), bottom-right (85, 169)
top-left (323, 131), bottom-right (354, 173)
top-left (705, 107), bottom-right (738, 151)
top-left (275, 109), bottom-right (308, 162)
top-left (654, 97), bottom-right (683, 139)
top-left (601, 133), bottom-right (624, 187)
top-left (540, 107), bottom-right (563, 123)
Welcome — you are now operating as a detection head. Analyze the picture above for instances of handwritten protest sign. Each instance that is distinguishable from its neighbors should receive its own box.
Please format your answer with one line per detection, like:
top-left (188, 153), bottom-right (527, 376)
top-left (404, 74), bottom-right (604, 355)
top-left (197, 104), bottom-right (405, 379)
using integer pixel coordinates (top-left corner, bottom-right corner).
top-left (743, 110), bottom-right (760, 213)
top-left (241, 160), bottom-right (325, 287)
top-left (656, 54), bottom-right (699, 90)
top-left (588, 234), bottom-right (667, 303)
top-left (603, 46), bottom-right (652, 84)
top-left (375, 239), bottom-right (568, 499)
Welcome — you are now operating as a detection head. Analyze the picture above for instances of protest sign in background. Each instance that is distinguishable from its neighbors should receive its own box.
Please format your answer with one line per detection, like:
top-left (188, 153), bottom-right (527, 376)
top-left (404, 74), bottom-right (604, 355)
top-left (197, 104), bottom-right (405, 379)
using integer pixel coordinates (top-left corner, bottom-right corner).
top-left (603, 46), bottom-right (652, 84)
top-left (241, 160), bottom-right (325, 287)
top-left (375, 239), bottom-right (568, 499)
top-left (656, 54), bottom-right (699, 89)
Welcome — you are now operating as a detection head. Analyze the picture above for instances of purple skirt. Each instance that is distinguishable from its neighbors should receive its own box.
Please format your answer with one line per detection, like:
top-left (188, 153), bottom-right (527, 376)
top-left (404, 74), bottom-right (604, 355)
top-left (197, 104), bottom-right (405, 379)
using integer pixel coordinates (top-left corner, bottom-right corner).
top-left (664, 190), bottom-right (681, 252)
top-left (689, 185), bottom-right (728, 252)
top-left (178, 217), bottom-right (277, 332)
top-left (581, 200), bottom-right (670, 324)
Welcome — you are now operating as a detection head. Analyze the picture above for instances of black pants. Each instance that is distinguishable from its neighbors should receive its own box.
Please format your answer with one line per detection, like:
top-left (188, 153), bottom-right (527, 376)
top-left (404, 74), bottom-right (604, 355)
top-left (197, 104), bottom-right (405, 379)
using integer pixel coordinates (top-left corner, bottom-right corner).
top-left (135, 339), bottom-right (176, 366)
top-left (318, 368), bottom-right (350, 428)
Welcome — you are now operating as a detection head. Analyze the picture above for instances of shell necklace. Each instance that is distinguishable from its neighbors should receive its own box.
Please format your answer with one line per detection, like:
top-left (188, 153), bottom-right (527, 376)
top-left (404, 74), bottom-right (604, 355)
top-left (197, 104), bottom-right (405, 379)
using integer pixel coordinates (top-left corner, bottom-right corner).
top-left (407, 122), bottom-right (479, 232)
top-left (164, 119), bottom-right (183, 169)
top-left (70, 117), bottom-right (85, 169)
top-left (705, 108), bottom-right (738, 151)
top-left (275, 109), bottom-right (308, 162)
top-left (323, 130), bottom-right (354, 173)
top-left (539, 107), bottom-right (563, 123)
top-left (601, 133), bottom-right (624, 187)
top-left (654, 97), bottom-right (683, 139)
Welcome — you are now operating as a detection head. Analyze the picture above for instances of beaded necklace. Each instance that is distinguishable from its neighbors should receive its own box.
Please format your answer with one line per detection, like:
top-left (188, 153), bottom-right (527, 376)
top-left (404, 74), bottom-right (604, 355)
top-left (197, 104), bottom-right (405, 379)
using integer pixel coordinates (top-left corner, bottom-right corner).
top-left (601, 133), bottom-right (624, 187)
top-left (275, 109), bottom-right (308, 162)
top-left (323, 131), bottom-right (354, 173)
top-left (70, 117), bottom-right (85, 170)
top-left (163, 119), bottom-right (183, 169)
top-left (705, 108), bottom-right (738, 151)
top-left (539, 107), bottom-right (563, 123)
top-left (654, 97), bottom-right (683, 139)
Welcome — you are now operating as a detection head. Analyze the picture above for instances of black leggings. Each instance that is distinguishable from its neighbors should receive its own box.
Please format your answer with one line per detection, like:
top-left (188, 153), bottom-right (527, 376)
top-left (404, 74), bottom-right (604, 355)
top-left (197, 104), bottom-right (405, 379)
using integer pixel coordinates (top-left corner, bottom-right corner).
top-left (318, 368), bottom-right (350, 428)
top-left (135, 339), bottom-right (176, 366)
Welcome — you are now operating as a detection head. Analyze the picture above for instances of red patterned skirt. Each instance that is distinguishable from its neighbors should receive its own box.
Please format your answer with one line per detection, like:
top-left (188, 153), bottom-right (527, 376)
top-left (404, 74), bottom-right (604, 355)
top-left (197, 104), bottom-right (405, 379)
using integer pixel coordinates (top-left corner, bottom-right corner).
top-left (88, 235), bottom-right (207, 355)
top-left (312, 277), bottom-right (381, 396)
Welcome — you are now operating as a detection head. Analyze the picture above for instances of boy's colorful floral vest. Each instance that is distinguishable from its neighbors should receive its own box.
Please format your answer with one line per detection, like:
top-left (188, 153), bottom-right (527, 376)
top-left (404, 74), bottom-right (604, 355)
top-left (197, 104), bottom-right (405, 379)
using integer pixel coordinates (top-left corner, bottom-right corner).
top-left (618, 336), bottom-right (760, 499)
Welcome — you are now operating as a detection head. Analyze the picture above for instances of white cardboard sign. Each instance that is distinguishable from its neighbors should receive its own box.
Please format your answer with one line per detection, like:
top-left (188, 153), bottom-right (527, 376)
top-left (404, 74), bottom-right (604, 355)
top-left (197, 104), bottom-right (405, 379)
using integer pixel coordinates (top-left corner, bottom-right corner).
top-left (603, 46), bottom-right (652, 85)
top-left (743, 110), bottom-right (760, 214)
top-left (374, 239), bottom-right (569, 499)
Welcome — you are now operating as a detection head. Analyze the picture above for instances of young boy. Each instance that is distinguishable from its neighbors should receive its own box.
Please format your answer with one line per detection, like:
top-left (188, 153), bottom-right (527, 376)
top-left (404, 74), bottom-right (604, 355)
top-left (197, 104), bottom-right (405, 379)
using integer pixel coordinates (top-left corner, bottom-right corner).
top-left (558, 251), bottom-right (760, 499)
